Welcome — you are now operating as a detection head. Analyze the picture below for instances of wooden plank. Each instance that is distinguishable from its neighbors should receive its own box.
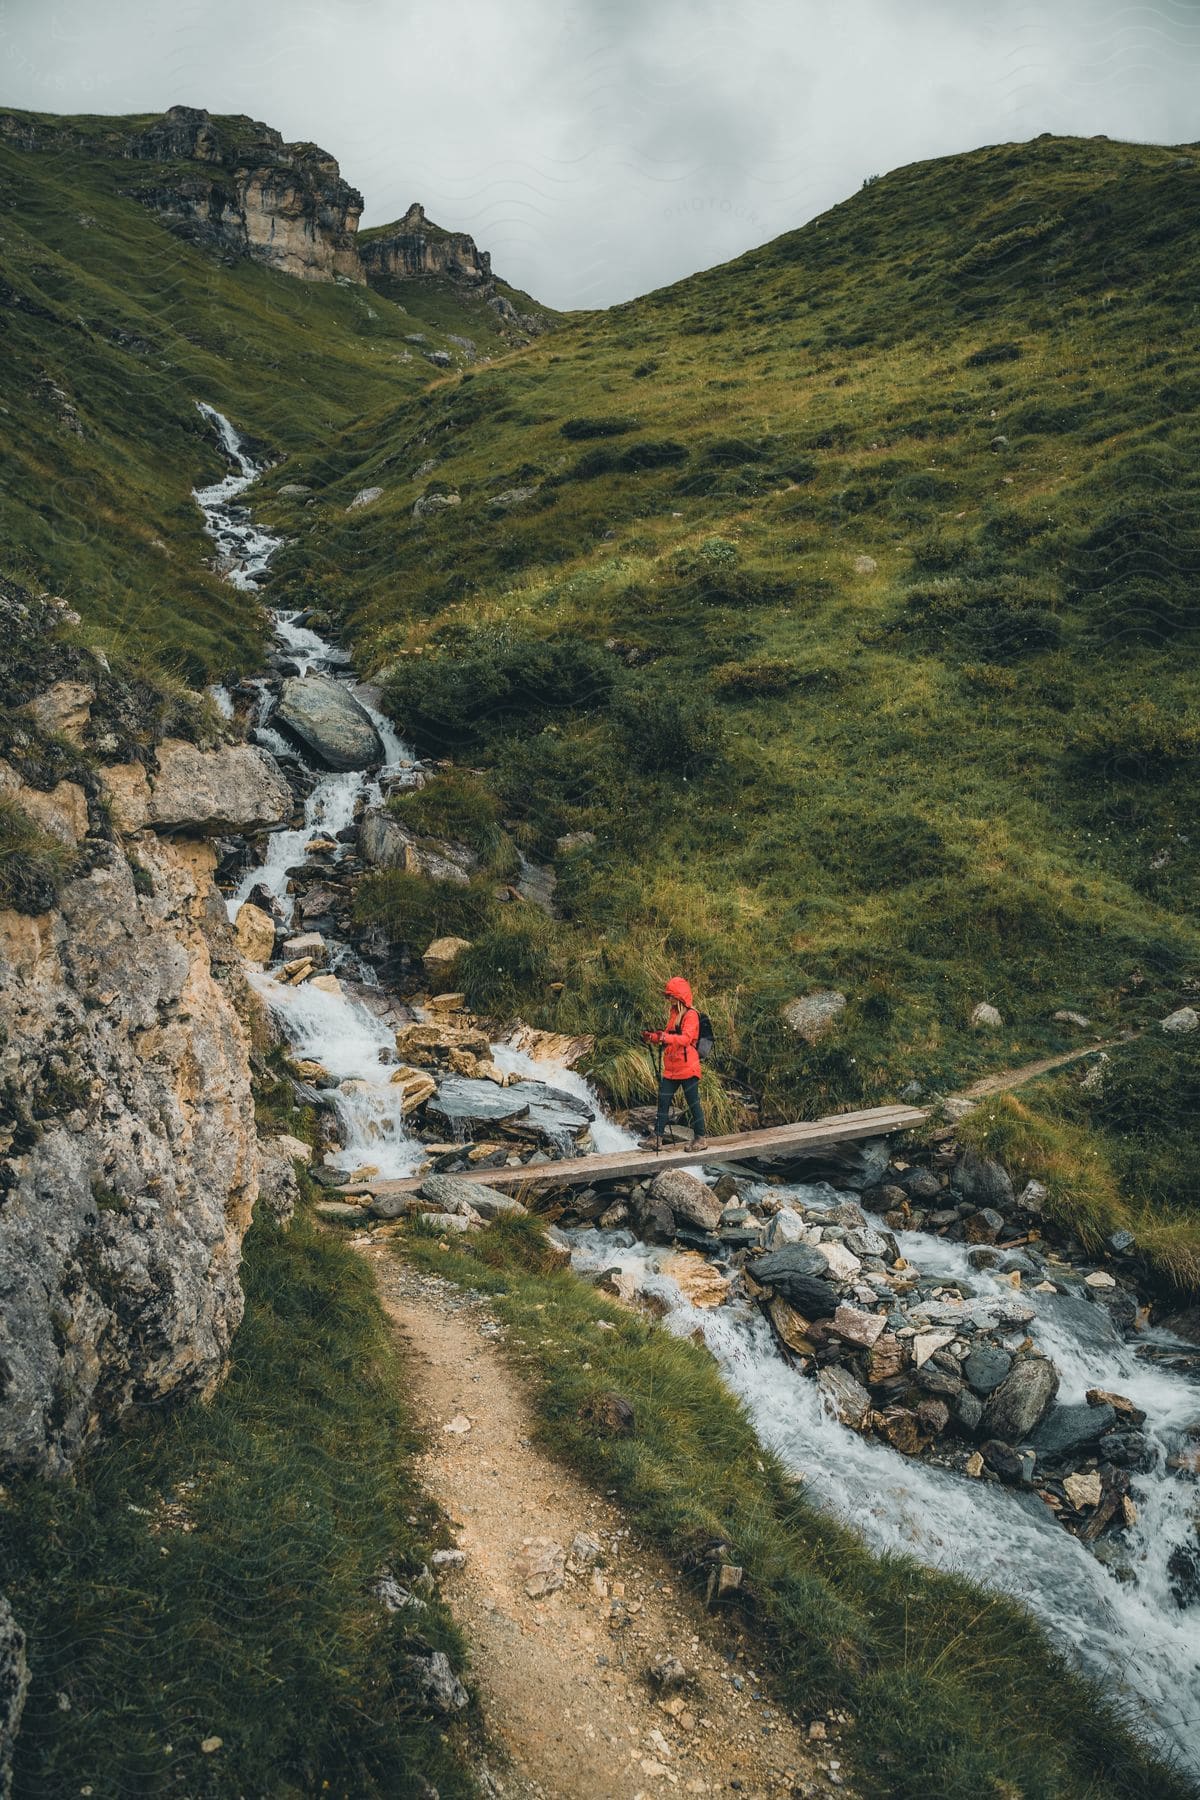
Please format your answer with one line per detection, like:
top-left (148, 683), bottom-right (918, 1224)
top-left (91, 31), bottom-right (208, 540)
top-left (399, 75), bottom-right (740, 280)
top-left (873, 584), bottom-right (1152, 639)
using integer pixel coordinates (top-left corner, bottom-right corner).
top-left (338, 1104), bottom-right (927, 1197)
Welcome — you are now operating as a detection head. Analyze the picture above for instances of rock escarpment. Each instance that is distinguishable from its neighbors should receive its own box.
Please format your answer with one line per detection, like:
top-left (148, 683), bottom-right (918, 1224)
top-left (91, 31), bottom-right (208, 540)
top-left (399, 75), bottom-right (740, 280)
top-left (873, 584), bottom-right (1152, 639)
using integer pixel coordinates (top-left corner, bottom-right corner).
top-left (0, 583), bottom-right (294, 1478)
top-left (359, 201), bottom-right (491, 285)
top-left (123, 105), bottom-right (364, 283)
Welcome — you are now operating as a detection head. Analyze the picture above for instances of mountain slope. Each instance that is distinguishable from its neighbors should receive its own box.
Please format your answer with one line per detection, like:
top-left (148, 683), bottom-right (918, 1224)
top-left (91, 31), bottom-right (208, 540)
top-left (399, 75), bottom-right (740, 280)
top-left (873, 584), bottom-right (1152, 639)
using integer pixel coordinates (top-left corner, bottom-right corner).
top-left (265, 132), bottom-right (1199, 1148)
top-left (0, 108), bottom-right (557, 683)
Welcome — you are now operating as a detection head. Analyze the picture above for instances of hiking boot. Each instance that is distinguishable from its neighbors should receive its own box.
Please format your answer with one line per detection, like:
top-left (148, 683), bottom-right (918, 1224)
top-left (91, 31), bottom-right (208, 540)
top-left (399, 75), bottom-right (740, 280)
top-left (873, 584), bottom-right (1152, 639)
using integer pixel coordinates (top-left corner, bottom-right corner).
top-left (637, 1135), bottom-right (663, 1151)
top-left (691, 1135), bottom-right (710, 1151)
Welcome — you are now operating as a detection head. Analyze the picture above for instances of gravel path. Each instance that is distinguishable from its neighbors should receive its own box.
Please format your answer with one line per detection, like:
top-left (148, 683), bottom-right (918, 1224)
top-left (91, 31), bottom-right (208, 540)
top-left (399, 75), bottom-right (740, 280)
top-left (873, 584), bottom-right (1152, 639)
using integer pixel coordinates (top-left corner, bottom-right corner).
top-left (357, 1242), bottom-right (849, 1800)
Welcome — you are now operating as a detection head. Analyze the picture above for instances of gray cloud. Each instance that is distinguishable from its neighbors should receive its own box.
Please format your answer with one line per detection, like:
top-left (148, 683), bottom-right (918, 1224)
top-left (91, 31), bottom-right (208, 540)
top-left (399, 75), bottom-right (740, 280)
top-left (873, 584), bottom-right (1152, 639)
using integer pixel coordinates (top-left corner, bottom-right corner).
top-left (2, 0), bottom-right (1198, 307)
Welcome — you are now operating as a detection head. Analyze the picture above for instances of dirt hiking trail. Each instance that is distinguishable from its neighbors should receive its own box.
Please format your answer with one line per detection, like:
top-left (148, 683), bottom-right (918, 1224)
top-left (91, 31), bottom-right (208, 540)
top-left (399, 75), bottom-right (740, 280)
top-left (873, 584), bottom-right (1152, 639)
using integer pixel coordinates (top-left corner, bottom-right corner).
top-left (360, 1243), bottom-right (847, 1800)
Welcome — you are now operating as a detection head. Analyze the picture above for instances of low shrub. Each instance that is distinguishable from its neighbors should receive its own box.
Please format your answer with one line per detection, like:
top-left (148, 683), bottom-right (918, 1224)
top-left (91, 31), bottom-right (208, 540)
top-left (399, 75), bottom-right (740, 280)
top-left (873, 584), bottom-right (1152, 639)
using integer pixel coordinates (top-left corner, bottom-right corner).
top-left (352, 869), bottom-right (497, 953)
top-left (0, 799), bottom-right (80, 912)
top-left (387, 769), bottom-right (504, 856)
top-left (611, 678), bottom-right (726, 777)
top-left (383, 631), bottom-right (616, 754)
top-left (559, 415), bottom-right (638, 439)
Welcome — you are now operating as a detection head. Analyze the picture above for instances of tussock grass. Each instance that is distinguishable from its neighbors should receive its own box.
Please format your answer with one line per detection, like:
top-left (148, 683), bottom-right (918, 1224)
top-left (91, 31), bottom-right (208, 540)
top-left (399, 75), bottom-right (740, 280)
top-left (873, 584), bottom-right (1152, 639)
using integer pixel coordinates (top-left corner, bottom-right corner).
top-left (0, 798), bottom-right (81, 912)
top-left (2, 1203), bottom-right (476, 1799)
top-left (402, 1218), bottom-right (1194, 1800)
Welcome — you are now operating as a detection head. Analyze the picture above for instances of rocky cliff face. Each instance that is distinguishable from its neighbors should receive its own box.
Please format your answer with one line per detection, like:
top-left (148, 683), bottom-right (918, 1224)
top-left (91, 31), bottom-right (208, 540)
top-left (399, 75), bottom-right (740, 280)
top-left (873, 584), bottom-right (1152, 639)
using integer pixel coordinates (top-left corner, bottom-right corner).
top-left (359, 201), bottom-right (492, 285)
top-left (0, 585), bottom-right (294, 1479)
top-left (121, 106), bottom-right (364, 282)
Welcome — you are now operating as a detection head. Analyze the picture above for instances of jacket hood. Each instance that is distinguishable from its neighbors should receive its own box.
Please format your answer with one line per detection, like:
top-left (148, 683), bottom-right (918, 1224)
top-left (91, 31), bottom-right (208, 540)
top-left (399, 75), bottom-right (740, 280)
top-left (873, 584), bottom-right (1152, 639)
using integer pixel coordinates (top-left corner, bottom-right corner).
top-left (664, 976), bottom-right (693, 1005)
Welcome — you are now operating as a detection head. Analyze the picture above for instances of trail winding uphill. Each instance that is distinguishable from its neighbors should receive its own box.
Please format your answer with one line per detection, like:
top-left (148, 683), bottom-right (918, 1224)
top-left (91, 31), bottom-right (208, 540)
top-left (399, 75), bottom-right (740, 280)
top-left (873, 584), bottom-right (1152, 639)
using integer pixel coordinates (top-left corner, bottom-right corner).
top-left (361, 1246), bottom-right (842, 1800)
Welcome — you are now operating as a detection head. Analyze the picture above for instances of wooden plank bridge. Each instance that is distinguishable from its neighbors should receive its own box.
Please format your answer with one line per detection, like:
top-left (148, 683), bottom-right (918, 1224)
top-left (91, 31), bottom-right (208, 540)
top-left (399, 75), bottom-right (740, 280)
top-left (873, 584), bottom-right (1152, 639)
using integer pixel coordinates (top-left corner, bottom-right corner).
top-left (338, 1102), bottom-right (928, 1199)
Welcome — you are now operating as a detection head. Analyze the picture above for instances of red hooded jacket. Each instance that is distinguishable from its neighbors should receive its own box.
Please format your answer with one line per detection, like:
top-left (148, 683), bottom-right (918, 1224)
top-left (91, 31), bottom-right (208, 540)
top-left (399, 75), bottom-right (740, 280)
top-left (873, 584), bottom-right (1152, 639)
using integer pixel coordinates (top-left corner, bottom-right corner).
top-left (658, 976), bottom-right (702, 1081)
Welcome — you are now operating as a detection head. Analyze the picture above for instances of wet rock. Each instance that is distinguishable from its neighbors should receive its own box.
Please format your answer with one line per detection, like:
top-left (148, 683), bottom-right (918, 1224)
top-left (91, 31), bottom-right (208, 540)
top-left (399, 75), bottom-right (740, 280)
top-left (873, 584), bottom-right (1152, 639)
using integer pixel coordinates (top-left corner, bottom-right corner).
top-left (1063, 1470), bottom-right (1103, 1511)
top-left (955, 1151), bottom-right (1015, 1211)
top-left (817, 1366), bottom-right (871, 1429)
top-left (274, 674), bottom-right (384, 771)
top-left (862, 1182), bottom-right (908, 1215)
top-left (912, 1329), bottom-right (956, 1368)
top-left (982, 1440), bottom-right (1036, 1485)
top-left (897, 1166), bottom-right (942, 1201)
top-left (765, 1206), bottom-right (810, 1247)
top-left (648, 1169), bottom-right (721, 1233)
top-left (659, 1251), bottom-right (729, 1308)
top-left (1097, 1427), bottom-right (1153, 1470)
top-left (952, 1390), bottom-right (984, 1433)
top-left (867, 1334), bottom-right (906, 1383)
top-left (280, 930), bottom-right (328, 966)
top-left (418, 1173), bottom-right (526, 1220)
top-left (916, 1396), bottom-right (951, 1436)
top-left (781, 989), bottom-right (846, 1042)
top-left (812, 1239), bottom-right (862, 1282)
top-left (1086, 1387), bottom-right (1146, 1426)
top-left (234, 901), bottom-right (276, 963)
top-left (1032, 1400), bottom-right (1116, 1460)
top-left (748, 1247), bottom-right (840, 1317)
top-left (631, 1186), bottom-right (676, 1244)
top-left (388, 1065), bottom-right (438, 1113)
top-left (880, 1408), bottom-right (927, 1455)
top-left (963, 1207), bottom-right (1005, 1245)
top-left (768, 1296), bottom-right (819, 1355)
top-left (423, 1079), bottom-right (529, 1140)
top-left (830, 1304), bottom-right (886, 1348)
top-left (982, 1357), bottom-right (1058, 1441)
top-left (963, 1346), bottom-right (1013, 1394)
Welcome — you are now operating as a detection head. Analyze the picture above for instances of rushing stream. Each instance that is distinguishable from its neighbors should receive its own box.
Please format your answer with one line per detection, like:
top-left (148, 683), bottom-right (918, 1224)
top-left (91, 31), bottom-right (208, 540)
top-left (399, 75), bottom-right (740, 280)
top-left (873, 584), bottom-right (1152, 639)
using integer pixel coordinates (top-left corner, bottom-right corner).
top-left (194, 408), bottom-right (1200, 1773)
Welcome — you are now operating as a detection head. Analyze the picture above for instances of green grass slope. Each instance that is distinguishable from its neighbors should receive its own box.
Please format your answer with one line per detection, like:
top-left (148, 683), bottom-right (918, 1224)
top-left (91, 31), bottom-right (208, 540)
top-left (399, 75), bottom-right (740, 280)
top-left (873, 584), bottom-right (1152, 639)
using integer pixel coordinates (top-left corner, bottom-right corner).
top-left (0, 110), bottom-right (549, 683)
top-left (269, 134), bottom-right (1199, 1150)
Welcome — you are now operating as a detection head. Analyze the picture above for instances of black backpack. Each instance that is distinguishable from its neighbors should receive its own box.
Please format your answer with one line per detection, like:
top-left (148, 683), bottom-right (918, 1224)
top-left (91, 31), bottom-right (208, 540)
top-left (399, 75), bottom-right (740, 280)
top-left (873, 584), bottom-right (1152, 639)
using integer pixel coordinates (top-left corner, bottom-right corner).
top-left (688, 1006), bottom-right (715, 1063)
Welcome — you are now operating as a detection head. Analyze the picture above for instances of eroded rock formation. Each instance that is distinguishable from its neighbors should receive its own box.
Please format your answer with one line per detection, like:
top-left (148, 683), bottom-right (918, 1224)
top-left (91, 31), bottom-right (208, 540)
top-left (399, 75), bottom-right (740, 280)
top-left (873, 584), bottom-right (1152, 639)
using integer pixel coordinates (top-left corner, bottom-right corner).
top-left (359, 201), bottom-right (491, 285)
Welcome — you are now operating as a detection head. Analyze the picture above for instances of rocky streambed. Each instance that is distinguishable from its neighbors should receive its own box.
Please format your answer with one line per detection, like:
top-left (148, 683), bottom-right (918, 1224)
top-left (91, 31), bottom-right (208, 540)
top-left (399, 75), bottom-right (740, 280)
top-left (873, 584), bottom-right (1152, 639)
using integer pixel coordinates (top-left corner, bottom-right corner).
top-left (197, 408), bottom-right (1200, 1775)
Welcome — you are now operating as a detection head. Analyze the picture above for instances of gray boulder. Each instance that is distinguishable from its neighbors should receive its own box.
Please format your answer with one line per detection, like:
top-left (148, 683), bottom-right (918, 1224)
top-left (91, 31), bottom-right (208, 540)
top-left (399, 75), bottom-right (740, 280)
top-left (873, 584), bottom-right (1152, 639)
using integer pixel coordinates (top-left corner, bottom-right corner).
top-left (418, 1174), bottom-right (526, 1220)
top-left (1032, 1400), bottom-right (1117, 1461)
top-left (358, 809), bottom-right (476, 884)
top-left (955, 1150), bottom-right (1015, 1211)
top-left (963, 1345), bottom-right (1013, 1394)
top-left (748, 1246), bottom-right (839, 1317)
top-left (982, 1357), bottom-right (1059, 1442)
top-left (648, 1169), bottom-right (721, 1233)
top-left (782, 989), bottom-right (846, 1042)
top-left (404, 1647), bottom-right (468, 1715)
top-left (274, 675), bottom-right (384, 771)
top-left (817, 1365), bottom-right (871, 1429)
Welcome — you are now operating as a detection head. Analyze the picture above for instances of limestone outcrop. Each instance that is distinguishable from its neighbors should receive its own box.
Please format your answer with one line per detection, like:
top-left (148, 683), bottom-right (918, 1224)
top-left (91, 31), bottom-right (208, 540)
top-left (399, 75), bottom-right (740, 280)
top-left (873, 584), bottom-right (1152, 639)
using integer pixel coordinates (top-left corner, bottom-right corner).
top-left (124, 106), bottom-right (364, 283)
top-left (359, 201), bottom-right (492, 286)
top-left (0, 824), bottom-right (259, 1476)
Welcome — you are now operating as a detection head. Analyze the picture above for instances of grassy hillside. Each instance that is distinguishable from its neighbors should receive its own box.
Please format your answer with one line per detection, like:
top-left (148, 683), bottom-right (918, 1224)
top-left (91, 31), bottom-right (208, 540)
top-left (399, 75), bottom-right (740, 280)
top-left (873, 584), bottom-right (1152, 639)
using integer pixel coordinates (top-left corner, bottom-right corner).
top-left (261, 134), bottom-right (1199, 1148)
top-left (0, 110), bottom-right (549, 683)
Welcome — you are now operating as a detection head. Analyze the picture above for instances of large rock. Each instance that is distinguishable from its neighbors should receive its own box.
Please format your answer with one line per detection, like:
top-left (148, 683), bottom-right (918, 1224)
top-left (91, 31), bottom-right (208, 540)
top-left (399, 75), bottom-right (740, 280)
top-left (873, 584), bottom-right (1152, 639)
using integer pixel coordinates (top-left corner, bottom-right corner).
top-left (145, 739), bottom-right (293, 833)
top-left (817, 1366), bottom-right (872, 1429)
top-left (955, 1150), bottom-right (1015, 1211)
top-left (418, 1173), bottom-right (526, 1220)
top-left (963, 1345), bottom-right (1012, 1394)
top-left (1031, 1400), bottom-right (1117, 1461)
top-left (423, 1080), bottom-right (531, 1140)
top-left (1161, 1006), bottom-right (1199, 1035)
top-left (747, 1246), bottom-right (839, 1317)
top-left (982, 1357), bottom-right (1059, 1443)
top-left (274, 675), bottom-right (384, 771)
top-left (0, 835), bottom-right (259, 1477)
top-left (234, 901), bottom-right (276, 963)
top-left (358, 810), bottom-right (477, 884)
top-left (648, 1169), bottom-right (721, 1233)
top-left (256, 1136), bottom-right (304, 1227)
top-left (422, 936), bottom-right (474, 975)
top-left (782, 990), bottom-right (846, 1042)
top-left (0, 1593), bottom-right (29, 1800)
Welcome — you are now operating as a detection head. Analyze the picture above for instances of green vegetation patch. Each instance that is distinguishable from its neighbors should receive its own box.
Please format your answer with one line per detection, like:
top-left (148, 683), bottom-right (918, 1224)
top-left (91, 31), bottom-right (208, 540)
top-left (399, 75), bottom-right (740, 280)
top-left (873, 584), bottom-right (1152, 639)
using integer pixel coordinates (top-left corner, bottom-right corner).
top-left (2, 1205), bottom-right (476, 1800)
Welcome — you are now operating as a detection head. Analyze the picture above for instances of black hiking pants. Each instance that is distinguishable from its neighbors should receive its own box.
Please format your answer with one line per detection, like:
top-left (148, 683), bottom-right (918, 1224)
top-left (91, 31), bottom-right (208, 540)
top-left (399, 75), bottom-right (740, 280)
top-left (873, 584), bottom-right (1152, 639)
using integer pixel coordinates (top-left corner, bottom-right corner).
top-left (654, 1075), bottom-right (706, 1138)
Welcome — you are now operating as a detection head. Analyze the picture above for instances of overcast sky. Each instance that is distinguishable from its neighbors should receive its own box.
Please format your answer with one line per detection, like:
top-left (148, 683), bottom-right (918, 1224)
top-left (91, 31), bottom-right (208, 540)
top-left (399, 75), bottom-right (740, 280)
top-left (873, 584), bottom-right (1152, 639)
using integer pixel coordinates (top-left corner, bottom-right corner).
top-left (2, 0), bottom-right (1198, 308)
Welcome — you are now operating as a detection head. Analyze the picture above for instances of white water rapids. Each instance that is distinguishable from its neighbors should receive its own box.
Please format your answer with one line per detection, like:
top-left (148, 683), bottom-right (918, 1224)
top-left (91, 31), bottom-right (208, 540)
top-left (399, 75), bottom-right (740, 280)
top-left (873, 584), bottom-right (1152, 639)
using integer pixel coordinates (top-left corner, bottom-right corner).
top-left (194, 407), bottom-right (1200, 1774)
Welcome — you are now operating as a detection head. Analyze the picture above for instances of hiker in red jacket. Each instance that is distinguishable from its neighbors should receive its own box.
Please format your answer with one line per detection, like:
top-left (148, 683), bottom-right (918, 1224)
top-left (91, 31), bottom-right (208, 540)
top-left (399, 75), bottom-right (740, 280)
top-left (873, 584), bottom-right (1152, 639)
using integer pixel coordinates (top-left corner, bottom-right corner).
top-left (638, 976), bottom-right (708, 1151)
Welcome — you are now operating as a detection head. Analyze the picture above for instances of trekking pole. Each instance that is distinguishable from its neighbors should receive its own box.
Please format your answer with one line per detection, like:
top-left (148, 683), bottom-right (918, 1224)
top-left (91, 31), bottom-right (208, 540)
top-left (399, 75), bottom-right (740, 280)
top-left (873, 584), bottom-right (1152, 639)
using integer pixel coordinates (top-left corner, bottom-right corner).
top-left (654, 1039), bottom-right (677, 1149)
